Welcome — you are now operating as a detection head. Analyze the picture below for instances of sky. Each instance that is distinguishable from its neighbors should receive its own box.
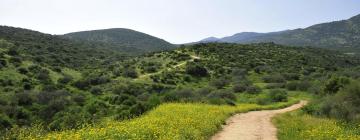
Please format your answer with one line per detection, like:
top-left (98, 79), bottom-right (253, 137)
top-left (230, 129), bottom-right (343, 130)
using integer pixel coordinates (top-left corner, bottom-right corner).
top-left (1, 0), bottom-right (360, 44)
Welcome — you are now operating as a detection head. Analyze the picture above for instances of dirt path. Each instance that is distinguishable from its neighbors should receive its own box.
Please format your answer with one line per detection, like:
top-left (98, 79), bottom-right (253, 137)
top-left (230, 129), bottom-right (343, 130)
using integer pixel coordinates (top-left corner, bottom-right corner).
top-left (211, 101), bottom-right (307, 140)
top-left (137, 54), bottom-right (200, 79)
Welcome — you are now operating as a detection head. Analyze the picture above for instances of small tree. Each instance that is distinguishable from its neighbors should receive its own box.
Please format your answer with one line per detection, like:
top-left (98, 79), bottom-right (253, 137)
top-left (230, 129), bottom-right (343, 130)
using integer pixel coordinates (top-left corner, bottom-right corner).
top-left (185, 62), bottom-right (208, 77)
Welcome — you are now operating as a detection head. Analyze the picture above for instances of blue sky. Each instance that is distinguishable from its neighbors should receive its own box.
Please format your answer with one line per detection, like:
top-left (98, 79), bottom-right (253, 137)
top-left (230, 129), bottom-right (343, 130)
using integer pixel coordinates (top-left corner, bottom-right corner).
top-left (1, 0), bottom-right (360, 43)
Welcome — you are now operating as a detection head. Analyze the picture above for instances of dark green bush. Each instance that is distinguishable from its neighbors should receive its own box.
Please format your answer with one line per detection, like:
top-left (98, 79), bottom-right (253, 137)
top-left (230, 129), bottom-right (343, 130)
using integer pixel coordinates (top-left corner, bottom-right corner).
top-left (185, 62), bottom-right (208, 77)
top-left (123, 68), bottom-right (138, 78)
top-left (0, 114), bottom-right (12, 129)
top-left (246, 86), bottom-right (262, 94)
top-left (90, 87), bottom-right (103, 95)
top-left (268, 89), bottom-right (288, 102)
top-left (317, 81), bottom-right (360, 122)
top-left (210, 78), bottom-right (229, 89)
top-left (233, 84), bottom-right (247, 93)
top-left (265, 83), bottom-right (285, 89)
top-left (262, 74), bottom-right (286, 83)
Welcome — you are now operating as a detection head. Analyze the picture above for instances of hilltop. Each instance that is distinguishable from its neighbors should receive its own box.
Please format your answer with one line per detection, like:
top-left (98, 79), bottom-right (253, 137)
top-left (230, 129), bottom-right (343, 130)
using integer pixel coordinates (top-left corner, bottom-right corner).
top-left (64, 28), bottom-right (176, 54)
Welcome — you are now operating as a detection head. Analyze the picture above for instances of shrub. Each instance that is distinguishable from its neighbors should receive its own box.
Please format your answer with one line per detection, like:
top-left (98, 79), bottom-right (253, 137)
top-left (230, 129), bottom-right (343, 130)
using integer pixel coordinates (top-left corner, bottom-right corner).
top-left (90, 87), bottom-right (103, 95)
top-left (286, 81), bottom-right (311, 91)
top-left (89, 76), bottom-right (110, 85)
top-left (233, 84), bottom-right (247, 93)
top-left (15, 92), bottom-right (33, 106)
top-left (268, 89), bottom-right (288, 102)
top-left (196, 87), bottom-right (214, 96)
top-left (7, 48), bottom-right (18, 56)
top-left (123, 68), bottom-right (138, 78)
top-left (297, 81), bottom-right (311, 91)
top-left (58, 75), bottom-right (73, 84)
top-left (317, 81), bottom-right (360, 122)
top-left (246, 86), bottom-right (262, 94)
top-left (208, 89), bottom-right (236, 101)
top-left (23, 82), bottom-right (32, 90)
top-left (282, 73), bottom-right (300, 80)
top-left (162, 92), bottom-right (179, 102)
top-left (17, 67), bottom-right (28, 74)
top-left (73, 80), bottom-right (90, 90)
top-left (265, 83), bottom-right (285, 89)
top-left (185, 63), bottom-right (208, 77)
top-left (0, 114), bottom-right (12, 129)
top-left (323, 77), bottom-right (350, 95)
top-left (262, 74), bottom-right (286, 83)
top-left (285, 81), bottom-right (298, 91)
top-left (172, 88), bottom-right (196, 100)
top-left (210, 78), bottom-right (229, 89)
top-left (9, 57), bottom-right (22, 67)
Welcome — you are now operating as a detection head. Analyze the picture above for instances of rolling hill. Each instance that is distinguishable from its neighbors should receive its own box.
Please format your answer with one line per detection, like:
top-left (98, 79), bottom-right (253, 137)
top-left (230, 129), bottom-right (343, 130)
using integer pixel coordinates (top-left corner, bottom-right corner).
top-left (63, 28), bottom-right (176, 54)
top-left (199, 14), bottom-right (360, 48)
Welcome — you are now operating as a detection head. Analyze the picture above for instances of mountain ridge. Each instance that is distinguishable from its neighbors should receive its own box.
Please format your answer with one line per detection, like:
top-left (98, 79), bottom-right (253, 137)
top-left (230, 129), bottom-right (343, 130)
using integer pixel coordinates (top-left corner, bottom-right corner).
top-left (198, 13), bottom-right (360, 48)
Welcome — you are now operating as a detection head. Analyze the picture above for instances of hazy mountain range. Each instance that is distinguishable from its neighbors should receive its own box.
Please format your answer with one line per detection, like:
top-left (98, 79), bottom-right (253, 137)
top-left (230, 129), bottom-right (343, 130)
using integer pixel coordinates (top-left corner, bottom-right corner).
top-left (199, 14), bottom-right (360, 48)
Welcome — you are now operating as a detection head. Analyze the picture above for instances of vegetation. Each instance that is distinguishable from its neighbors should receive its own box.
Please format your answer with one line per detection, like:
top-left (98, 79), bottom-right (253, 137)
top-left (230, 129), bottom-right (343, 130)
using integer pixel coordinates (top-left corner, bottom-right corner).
top-left (18, 101), bottom-right (298, 139)
top-left (200, 14), bottom-right (360, 53)
top-left (1, 25), bottom-right (360, 139)
top-left (274, 111), bottom-right (360, 140)
top-left (64, 28), bottom-right (175, 54)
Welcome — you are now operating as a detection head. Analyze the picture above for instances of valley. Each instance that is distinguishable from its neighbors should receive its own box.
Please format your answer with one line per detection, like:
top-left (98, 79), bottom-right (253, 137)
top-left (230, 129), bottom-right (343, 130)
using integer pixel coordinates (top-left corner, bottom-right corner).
top-left (1, 12), bottom-right (360, 140)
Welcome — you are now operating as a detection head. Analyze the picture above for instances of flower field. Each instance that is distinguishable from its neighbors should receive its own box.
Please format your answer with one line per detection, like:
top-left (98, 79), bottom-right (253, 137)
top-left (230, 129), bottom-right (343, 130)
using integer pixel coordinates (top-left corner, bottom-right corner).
top-left (19, 101), bottom-right (297, 140)
top-left (273, 111), bottom-right (360, 140)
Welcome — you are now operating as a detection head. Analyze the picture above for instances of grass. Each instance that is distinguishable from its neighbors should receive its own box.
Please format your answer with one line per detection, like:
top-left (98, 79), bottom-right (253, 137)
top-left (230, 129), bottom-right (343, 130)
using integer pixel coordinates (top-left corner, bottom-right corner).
top-left (19, 100), bottom-right (299, 140)
top-left (273, 111), bottom-right (360, 140)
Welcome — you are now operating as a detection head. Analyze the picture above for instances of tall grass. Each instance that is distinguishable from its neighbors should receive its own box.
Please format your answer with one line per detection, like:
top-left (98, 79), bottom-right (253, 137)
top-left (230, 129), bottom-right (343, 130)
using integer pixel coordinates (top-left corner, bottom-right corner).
top-left (273, 111), bottom-right (360, 140)
top-left (16, 100), bottom-right (298, 140)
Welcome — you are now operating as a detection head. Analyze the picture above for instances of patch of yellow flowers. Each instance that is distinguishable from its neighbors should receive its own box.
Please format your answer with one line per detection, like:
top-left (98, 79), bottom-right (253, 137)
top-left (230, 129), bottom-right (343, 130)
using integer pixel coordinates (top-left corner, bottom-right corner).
top-left (18, 101), bottom-right (294, 140)
top-left (274, 112), bottom-right (360, 140)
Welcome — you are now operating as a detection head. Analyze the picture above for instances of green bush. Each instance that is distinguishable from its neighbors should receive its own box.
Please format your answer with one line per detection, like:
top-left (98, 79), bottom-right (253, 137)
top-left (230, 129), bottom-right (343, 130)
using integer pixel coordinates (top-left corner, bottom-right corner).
top-left (123, 68), bottom-right (138, 78)
top-left (209, 78), bottom-right (229, 89)
top-left (0, 114), bottom-right (12, 130)
top-left (246, 86), bottom-right (262, 94)
top-left (268, 89), bottom-right (288, 102)
top-left (317, 81), bottom-right (360, 122)
top-left (286, 81), bottom-right (311, 91)
top-left (233, 84), bottom-right (247, 93)
top-left (185, 62), bottom-right (208, 77)
top-left (262, 74), bottom-right (286, 83)
top-left (265, 83), bottom-right (285, 89)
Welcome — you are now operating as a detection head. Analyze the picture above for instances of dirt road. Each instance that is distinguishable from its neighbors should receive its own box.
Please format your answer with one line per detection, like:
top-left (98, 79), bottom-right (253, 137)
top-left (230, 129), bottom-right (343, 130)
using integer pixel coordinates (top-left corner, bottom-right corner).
top-left (211, 101), bottom-right (307, 140)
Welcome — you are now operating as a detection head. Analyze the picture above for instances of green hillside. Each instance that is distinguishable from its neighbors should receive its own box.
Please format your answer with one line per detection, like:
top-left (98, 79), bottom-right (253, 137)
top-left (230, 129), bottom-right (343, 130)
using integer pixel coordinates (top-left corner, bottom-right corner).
top-left (0, 26), bottom-right (127, 69)
top-left (1, 32), bottom-right (360, 139)
top-left (64, 28), bottom-right (176, 54)
top-left (201, 14), bottom-right (360, 49)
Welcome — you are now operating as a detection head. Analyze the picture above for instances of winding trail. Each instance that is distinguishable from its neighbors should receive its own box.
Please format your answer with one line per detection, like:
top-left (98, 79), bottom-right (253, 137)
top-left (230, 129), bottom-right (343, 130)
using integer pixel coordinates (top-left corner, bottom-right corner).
top-left (211, 101), bottom-right (307, 140)
top-left (137, 53), bottom-right (200, 79)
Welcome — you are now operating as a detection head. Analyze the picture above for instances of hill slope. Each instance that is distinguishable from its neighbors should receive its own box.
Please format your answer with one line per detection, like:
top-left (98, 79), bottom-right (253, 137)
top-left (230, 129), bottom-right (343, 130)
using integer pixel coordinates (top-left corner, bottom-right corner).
top-left (0, 26), bottom-right (125, 69)
top-left (64, 28), bottom-right (176, 54)
top-left (200, 14), bottom-right (360, 48)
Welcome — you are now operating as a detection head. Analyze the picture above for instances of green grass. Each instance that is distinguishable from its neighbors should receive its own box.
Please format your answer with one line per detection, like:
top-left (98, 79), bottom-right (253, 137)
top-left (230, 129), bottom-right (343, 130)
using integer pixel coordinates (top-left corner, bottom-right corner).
top-left (18, 100), bottom-right (299, 140)
top-left (273, 111), bottom-right (360, 140)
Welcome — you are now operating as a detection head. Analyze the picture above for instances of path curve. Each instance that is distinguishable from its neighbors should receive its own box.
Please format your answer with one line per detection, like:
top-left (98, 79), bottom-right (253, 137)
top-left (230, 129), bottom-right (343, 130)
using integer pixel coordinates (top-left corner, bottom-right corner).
top-left (211, 100), bottom-right (307, 140)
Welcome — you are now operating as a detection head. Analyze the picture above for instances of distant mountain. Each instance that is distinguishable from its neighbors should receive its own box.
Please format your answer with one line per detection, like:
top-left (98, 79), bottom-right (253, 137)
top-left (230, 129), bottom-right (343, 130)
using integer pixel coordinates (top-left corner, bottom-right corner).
top-left (199, 14), bottom-right (360, 48)
top-left (200, 37), bottom-right (220, 42)
top-left (63, 28), bottom-right (175, 53)
top-left (220, 32), bottom-right (264, 42)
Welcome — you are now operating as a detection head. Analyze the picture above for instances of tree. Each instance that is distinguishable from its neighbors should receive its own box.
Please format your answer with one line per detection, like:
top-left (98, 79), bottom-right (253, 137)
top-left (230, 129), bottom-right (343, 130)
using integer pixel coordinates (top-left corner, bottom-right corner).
top-left (185, 62), bottom-right (208, 77)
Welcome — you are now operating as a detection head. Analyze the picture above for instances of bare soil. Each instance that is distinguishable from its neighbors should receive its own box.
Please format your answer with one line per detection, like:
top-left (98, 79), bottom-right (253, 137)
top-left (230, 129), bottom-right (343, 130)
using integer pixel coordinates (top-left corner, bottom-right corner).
top-left (211, 101), bottom-right (307, 140)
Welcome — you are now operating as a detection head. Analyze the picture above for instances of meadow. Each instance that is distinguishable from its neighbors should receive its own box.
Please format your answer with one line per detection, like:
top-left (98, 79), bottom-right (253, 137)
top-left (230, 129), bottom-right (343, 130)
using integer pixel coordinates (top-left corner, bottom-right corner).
top-left (274, 111), bottom-right (360, 140)
top-left (12, 100), bottom-right (299, 140)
